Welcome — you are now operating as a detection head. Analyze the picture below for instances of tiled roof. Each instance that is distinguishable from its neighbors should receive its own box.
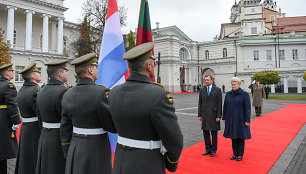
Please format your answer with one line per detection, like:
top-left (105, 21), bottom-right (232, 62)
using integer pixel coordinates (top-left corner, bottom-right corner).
top-left (277, 16), bottom-right (306, 25)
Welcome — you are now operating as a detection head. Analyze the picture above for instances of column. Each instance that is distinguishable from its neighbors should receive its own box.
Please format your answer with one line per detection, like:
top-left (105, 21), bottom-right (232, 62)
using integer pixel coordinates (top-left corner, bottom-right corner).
top-left (283, 77), bottom-right (288, 94)
top-left (6, 6), bottom-right (17, 48)
top-left (189, 68), bottom-right (192, 85)
top-left (297, 76), bottom-right (302, 94)
top-left (271, 84), bottom-right (275, 93)
top-left (57, 17), bottom-right (64, 54)
top-left (184, 68), bottom-right (188, 85)
top-left (51, 21), bottom-right (57, 50)
top-left (42, 14), bottom-right (51, 52)
top-left (25, 10), bottom-right (35, 50)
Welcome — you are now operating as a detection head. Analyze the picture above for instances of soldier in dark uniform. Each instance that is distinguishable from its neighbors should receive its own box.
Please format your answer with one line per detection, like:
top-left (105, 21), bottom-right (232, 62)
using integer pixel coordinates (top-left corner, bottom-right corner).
top-left (15, 62), bottom-right (41, 174)
top-left (36, 60), bottom-right (69, 174)
top-left (0, 64), bottom-right (21, 174)
top-left (60, 53), bottom-right (117, 174)
top-left (109, 42), bottom-right (184, 174)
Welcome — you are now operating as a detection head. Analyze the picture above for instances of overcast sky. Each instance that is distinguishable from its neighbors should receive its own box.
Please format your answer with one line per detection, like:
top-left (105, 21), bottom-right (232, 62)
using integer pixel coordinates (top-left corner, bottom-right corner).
top-left (63, 0), bottom-right (306, 41)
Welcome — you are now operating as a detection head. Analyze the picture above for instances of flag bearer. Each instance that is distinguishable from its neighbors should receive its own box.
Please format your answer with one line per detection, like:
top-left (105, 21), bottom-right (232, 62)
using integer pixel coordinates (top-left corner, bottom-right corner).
top-left (109, 42), bottom-right (184, 174)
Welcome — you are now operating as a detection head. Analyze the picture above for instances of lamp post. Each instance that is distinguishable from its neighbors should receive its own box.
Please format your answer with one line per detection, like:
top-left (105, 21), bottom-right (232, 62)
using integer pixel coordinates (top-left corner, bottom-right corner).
top-left (271, 25), bottom-right (284, 68)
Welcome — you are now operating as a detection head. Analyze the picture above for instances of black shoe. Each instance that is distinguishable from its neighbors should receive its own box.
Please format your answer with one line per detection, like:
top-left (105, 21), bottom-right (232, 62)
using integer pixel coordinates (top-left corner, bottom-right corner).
top-left (210, 153), bottom-right (216, 157)
top-left (202, 152), bottom-right (210, 156)
top-left (236, 156), bottom-right (242, 161)
top-left (256, 115), bottom-right (259, 117)
top-left (230, 155), bottom-right (237, 160)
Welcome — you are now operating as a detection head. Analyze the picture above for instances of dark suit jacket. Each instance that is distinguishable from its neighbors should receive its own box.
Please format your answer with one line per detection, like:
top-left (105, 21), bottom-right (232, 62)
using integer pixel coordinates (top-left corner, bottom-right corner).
top-left (198, 84), bottom-right (222, 131)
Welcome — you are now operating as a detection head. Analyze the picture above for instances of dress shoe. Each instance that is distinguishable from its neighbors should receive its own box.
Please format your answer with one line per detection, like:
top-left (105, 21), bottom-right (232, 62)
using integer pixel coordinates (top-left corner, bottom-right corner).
top-left (236, 156), bottom-right (242, 161)
top-left (230, 155), bottom-right (237, 160)
top-left (210, 153), bottom-right (216, 157)
top-left (202, 152), bottom-right (210, 156)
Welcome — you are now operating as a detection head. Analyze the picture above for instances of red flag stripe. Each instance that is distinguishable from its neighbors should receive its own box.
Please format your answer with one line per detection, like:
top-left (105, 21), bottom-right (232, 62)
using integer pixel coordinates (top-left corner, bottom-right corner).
top-left (106, 0), bottom-right (119, 20)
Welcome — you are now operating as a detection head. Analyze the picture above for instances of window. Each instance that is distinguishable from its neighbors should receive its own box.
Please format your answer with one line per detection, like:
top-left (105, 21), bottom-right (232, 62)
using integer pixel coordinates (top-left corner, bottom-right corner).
top-left (271, 16), bottom-right (274, 21)
top-left (223, 48), bottom-right (227, 58)
top-left (279, 50), bottom-right (285, 60)
top-left (266, 50), bottom-right (272, 60)
top-left (251, 27), bottom-right (257, 35)
top-left (292, 49), bottom-right (298, 60)
top-left (15, 66), bottom-right (24, 82)
top-left (205, 50), bottom-right (209, 59)
top-left (13, 30), bottom-right (16, 45)
top-left (254, 51), bottom-right (259, 61)
top-left (40, 35), bottom-right (43, 51)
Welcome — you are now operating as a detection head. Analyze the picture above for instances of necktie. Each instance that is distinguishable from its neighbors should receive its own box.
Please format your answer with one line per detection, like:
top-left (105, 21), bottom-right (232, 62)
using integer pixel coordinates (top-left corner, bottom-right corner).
top-left (207, 87), bottom-right (210, 96)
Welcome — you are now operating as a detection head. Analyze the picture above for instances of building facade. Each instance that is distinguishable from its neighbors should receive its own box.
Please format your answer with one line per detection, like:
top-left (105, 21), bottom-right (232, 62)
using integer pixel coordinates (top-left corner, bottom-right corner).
top-left (0, 0), bottom-right (78, 89)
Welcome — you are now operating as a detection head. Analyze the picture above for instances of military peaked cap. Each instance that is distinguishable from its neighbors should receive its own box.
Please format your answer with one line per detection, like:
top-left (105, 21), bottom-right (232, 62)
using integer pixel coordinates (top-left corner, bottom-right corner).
top-left (0, 64), bottom-right (13, 72)
top-left (123, 42), bottom-right (155, 63)
top-left (70, 53), bottom-right (98, 67)
top-left (46, 60), bottom-right (69, 70)
top-left (19, 62), bottom-right (40, 74)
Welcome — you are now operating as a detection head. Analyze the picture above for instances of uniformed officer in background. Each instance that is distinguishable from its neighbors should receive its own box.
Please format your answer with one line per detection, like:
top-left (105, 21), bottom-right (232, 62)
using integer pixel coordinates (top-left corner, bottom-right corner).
top-left (15, 62), bottom-right (41, 174)
top-left (60, 53), bottom-right (117, 174)
top-left (109, 42), bottom-right (184, 174)
top-left (0, 64), bottom-right (21, 174)
top-left (36, 60), bottom-right (69, 174)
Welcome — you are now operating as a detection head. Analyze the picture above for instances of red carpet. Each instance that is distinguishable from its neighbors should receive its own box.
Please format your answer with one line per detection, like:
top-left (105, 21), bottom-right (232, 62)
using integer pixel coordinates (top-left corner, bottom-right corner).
top-left (169, 103), bottom-right (306, 174)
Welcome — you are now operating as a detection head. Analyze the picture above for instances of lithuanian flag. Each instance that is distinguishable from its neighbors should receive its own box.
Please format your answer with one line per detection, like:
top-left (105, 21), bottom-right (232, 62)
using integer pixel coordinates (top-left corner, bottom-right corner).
top-left (136, 0), bottom-right (155, 82)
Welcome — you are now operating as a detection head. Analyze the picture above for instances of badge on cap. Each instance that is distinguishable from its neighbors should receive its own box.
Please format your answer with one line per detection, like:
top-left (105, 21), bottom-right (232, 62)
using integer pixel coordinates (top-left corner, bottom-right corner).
top-left (167, 94), bottom-right (174, 104)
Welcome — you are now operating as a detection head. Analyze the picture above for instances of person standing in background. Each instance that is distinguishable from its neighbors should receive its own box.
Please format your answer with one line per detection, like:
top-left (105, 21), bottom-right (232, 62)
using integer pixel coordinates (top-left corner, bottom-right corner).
top-left (198, 75), bottom-right (222, 157)
top-left (248, 79), bottom-right (265, 116)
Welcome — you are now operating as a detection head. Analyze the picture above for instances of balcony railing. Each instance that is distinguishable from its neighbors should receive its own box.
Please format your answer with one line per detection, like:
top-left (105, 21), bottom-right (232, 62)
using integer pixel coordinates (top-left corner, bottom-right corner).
top-left (12, 45), bottom-right (66, 55)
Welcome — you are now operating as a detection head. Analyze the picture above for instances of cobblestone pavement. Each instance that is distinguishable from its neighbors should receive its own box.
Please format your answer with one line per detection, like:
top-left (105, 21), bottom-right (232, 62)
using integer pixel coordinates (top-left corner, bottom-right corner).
top-left (7, 92), bottom-right (306, 174)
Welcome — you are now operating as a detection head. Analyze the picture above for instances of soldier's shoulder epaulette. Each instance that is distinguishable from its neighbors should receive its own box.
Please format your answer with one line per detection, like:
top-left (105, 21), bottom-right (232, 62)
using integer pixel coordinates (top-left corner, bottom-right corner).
top-left (7, 81), bottom-right (15, 89)
top-left (61, 83), bottom-right (69, 89)
top-left (97, 84), bottom-right (108, 88)
top-left (153, 82), bottom-right (166, 91)
top-left (35, 84), bottom-right (40, 94)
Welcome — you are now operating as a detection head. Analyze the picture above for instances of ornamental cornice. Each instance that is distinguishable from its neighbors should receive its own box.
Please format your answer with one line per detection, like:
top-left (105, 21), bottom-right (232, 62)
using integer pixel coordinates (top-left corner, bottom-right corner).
top-left (23, 0), bottom-right (68, 11)
top-left (12, 50), bottom-right (73, 59)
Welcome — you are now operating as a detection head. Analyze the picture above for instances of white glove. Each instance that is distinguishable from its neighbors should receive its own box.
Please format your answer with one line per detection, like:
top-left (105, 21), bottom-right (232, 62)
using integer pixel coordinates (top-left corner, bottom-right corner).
top-left (12, 124), bottom-right (20, 131)
top-left (252, 80), bottom-right (256, 84)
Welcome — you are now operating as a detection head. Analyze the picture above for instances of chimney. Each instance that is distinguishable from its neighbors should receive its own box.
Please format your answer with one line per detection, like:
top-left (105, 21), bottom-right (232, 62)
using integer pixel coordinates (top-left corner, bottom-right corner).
top-left (156, 22), bottom-right (160, 29)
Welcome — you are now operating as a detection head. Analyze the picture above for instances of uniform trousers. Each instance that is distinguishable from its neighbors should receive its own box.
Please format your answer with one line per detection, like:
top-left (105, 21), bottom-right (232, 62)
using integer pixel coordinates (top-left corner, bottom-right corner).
top-left (0, 160), bottom-right (7, 174)
top-left (231, 139), bottom-right (245, 157)
top-left (255, 106), bottom-right (262, 116)
top-left (203, 130), bottom-right (217, 153)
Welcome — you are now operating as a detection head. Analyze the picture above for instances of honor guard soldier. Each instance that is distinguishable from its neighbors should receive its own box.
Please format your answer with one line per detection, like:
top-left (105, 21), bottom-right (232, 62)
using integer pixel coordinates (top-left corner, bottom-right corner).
top-left (15, 62), bottom-right (41, 174)
top-left (36, 60), bottom-right (69, 174)
top-left (0, 64), bottom-right (21, 174)
top-left (60, 53), bottom-right (117, 174)
top-left (109, 42), bottom-right (184, 174)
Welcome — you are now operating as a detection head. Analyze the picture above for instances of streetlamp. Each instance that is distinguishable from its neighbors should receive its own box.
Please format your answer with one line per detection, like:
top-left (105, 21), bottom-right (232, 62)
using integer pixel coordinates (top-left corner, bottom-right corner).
top-left (271, 25), bottom-right (284, 68)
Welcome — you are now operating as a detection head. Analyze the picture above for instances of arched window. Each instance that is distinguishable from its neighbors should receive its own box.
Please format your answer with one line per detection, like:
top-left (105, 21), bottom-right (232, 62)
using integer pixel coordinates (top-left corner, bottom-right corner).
top-left (179, 47), bottom-right (191, 60)
top-left (223, 48), bottom-right (227, 58)
top-left (63, 36), bottom-right (68, 53)
top-left (13, 30), bottom-right (16, 45)
top-left (205, 50), bottom-right (209, 59)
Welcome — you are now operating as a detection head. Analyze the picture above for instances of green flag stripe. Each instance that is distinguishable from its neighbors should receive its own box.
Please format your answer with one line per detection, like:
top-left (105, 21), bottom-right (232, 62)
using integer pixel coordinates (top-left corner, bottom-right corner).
top-left (138, 0), bottom-right (151, 31)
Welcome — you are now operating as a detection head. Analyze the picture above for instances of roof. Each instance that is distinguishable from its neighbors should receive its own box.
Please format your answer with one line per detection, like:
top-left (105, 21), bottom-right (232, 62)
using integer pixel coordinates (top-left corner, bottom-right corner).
top-left (277, 16), bottom-right (306, 25)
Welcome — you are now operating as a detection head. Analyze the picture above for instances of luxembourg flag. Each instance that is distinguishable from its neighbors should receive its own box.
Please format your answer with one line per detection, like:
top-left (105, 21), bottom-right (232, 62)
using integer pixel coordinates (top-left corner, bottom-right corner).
top-left (96, 0), bottom-right (129, 154)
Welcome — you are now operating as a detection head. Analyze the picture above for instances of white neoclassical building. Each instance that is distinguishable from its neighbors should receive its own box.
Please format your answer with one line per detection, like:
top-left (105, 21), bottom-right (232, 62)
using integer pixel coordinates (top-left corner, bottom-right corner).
top-left (0, 0), bottom-right (79, 89)
top-left (152, 0), bottom-right (306, 93)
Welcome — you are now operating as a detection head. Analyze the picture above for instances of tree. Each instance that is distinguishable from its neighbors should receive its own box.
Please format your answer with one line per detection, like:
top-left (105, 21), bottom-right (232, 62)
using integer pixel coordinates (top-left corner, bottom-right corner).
top-left (72, 17), bottom-right (93, 57)
top-left (0, 28), bottom-right (12, 66)
top-left (303, 72), bottom-right (306, 82)
top-left (252, 71), bottom-right (280, 85)
top-left (125, 30), bottom-right (136, 51)
top-left (81, 0), bottom-right (127, 54)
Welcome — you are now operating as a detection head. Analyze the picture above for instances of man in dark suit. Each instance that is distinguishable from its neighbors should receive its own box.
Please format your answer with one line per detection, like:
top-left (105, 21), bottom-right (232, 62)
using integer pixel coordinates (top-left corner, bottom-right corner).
top-left (198, 75), bottom-right (222, 157)
top-left (109, 42), bottom-right (183, 173)
top-left (15, 62), bottom-right (41, 174)
top-left (60, 53), bottom-right (117, 174)
top-left (0, 64), bottom-right (21, 174)
top-left (36, 60), bottom-right (69, 174)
